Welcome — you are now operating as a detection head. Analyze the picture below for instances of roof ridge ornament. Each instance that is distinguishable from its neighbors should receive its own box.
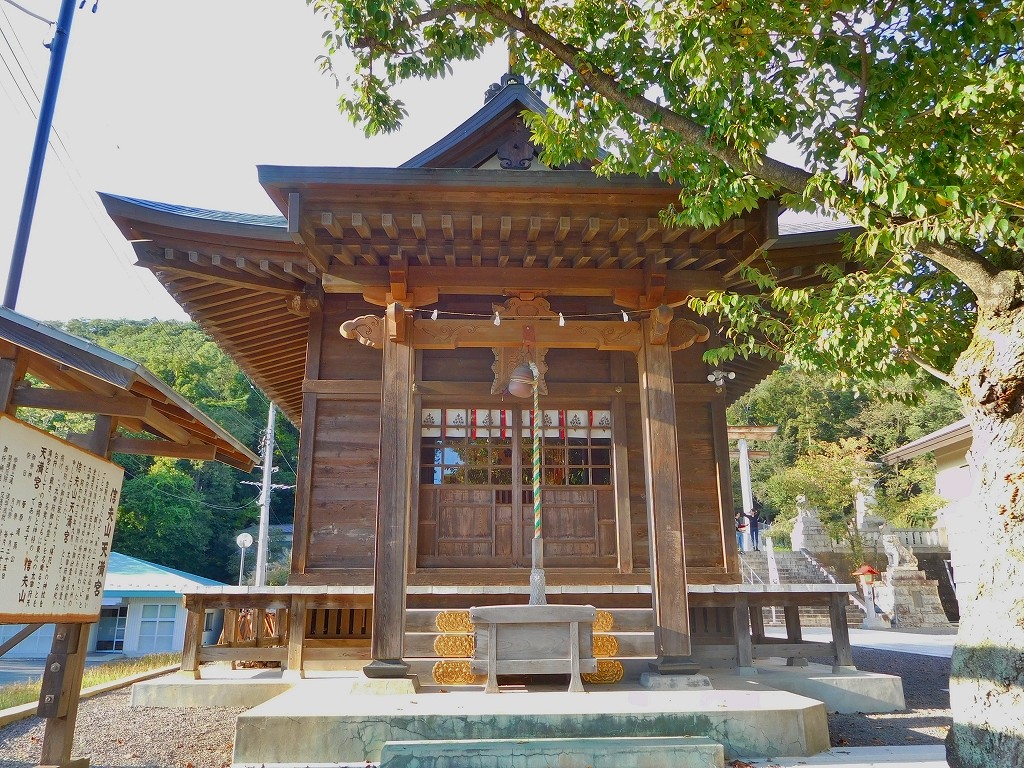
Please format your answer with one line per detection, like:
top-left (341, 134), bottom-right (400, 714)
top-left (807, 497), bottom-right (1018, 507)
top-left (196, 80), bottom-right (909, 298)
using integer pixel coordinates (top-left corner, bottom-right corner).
top-left (484, 71), bottom-right (534, 104)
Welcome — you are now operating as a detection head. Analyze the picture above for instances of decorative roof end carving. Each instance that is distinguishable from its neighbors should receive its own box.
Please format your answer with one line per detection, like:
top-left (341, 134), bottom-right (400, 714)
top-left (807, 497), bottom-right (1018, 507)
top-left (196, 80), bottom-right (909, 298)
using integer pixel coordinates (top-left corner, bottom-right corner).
top-left (497, 117), bottom-right (535, 170)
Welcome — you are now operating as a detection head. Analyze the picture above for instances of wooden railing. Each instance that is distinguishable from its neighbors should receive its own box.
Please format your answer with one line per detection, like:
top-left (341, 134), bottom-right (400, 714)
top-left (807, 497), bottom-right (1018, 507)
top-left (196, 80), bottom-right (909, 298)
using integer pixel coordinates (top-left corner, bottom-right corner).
top-left (179, 583), bottom-right (857, 680)
top-left (179, 586), bottom-right (373, 678)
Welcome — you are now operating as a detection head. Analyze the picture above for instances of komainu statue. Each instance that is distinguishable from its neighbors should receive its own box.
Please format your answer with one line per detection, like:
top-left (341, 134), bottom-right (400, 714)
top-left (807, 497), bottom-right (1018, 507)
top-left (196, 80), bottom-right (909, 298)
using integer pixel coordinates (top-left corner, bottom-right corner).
top-left (881, 534), bottom-right (919, 570)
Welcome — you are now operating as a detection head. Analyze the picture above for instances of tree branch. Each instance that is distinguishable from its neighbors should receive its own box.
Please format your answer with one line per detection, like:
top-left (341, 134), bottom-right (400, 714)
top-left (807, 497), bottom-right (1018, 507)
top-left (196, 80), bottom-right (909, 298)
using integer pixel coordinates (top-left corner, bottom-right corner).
top-left (916, 241), bottom-right (999, 299)
top-left (361, 2), bottom-right (1006, 303)
top-left (906, 349), bottom-right (954, 386)
top-left (475, 2), bottom-right (817, 196)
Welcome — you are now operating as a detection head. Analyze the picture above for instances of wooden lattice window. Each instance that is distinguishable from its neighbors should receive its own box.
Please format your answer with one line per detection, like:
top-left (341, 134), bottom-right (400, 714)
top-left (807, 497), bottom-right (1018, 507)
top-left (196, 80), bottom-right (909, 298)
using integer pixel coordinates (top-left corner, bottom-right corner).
top-left (419, 408), bottom-right (611, 487)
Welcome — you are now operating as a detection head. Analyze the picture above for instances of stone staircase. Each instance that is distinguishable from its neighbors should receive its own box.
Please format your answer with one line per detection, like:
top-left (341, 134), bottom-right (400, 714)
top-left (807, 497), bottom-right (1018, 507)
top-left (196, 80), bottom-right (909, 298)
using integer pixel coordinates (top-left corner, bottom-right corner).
top-left (740, 550), bottom-right (866, 627)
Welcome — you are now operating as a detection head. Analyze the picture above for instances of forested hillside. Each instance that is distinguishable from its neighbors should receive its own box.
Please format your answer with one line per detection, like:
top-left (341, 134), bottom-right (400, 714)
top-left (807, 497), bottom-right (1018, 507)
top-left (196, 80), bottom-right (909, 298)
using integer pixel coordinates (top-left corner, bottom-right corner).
top-left (25, 319), bottom-right (299, 584)
top-left (728, 368), bottom-right (964, 546)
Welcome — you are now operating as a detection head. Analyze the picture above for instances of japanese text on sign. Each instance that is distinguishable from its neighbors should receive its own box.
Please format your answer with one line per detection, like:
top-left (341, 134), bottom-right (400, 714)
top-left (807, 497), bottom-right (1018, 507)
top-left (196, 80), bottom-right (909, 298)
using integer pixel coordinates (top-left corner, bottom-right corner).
top-left (0, 415), bottom-right (124, 624)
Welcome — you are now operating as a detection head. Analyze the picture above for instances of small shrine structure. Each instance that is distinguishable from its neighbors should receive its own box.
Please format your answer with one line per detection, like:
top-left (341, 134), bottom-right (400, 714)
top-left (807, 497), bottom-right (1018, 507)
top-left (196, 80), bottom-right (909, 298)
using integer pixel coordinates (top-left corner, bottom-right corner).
top-left (102, 74), bottom-right (858, 685)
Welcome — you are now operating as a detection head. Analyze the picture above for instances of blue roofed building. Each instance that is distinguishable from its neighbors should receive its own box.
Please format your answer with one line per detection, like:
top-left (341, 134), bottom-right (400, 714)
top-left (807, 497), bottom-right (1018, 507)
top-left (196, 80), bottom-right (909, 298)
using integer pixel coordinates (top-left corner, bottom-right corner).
top-left (0, 552), bottom-right (226, 658)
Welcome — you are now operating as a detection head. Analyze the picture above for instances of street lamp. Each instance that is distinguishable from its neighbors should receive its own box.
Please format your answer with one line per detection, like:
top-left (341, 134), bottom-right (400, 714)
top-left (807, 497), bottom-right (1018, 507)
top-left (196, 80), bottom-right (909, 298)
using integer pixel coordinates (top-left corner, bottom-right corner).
top-left (236, 532), bottom-right (253, 587)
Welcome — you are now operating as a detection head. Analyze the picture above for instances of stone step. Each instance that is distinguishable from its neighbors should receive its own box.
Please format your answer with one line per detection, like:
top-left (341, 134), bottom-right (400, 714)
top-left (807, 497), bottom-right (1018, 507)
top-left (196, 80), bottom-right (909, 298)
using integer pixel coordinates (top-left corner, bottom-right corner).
top-left (231, 681), bottom-right (830, 764)
top-left (379, 736), bottom-right (725, 768)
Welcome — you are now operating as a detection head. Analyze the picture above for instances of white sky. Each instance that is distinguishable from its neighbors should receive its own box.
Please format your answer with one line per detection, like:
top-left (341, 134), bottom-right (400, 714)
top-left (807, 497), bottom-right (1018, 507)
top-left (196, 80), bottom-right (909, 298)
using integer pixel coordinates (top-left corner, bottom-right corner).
top-left (0, 1), bottom-right (506, 321)
top-left (1, 2), bottom-right (818, 324)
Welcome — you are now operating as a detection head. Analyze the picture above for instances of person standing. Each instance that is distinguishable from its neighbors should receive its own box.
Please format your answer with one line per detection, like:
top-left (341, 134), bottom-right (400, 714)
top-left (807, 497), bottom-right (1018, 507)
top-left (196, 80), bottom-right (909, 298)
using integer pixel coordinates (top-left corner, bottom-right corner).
top-left (735, 511), bottom-right (748, 551)
top-left (745, 500), bottom-right (764, 551)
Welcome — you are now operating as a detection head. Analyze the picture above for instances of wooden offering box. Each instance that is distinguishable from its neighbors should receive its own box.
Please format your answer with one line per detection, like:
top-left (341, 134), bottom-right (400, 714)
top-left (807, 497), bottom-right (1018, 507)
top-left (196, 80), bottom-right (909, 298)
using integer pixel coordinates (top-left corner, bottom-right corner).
top-left (470, 604), bottom-right (597, 693)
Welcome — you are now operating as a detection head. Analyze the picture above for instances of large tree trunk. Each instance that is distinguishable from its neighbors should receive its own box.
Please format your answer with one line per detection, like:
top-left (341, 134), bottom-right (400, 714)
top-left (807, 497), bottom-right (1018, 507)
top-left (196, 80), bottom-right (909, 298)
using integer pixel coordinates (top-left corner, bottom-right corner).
top-left (946, 298), bottom-right (1024, 768)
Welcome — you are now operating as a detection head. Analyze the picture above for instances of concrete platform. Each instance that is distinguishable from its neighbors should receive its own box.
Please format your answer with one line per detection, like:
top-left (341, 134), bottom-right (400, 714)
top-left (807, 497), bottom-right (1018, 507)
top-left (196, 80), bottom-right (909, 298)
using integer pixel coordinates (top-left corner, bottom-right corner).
top-left (378, 735), bottom-right (724, 768)
top-left (230, 678), bottom-right (830, 764)
top-left (750, 660), bottom-right (906, 713)
top-left (129, 659), bottom-right (906, 766)
top-left (132, 676), bottom-right (291, 708)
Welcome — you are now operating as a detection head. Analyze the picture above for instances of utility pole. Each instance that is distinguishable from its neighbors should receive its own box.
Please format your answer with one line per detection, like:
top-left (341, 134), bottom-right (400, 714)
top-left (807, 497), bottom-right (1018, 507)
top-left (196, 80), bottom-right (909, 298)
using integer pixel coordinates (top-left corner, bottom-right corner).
top-left (5, 0), bottom-right (79, 309)
top-left (254, 403), bottom-right (276, 586)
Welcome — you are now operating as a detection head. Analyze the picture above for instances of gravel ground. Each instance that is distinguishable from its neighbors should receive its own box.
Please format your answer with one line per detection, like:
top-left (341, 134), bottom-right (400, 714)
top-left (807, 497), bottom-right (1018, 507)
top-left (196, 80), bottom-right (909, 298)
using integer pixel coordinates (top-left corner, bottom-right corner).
top-left (824, 647), bottom-right (951, 749)
top-left (0, 688), bottom-right (244, 768)
top-left (0, 648), bottom-right (950, 767)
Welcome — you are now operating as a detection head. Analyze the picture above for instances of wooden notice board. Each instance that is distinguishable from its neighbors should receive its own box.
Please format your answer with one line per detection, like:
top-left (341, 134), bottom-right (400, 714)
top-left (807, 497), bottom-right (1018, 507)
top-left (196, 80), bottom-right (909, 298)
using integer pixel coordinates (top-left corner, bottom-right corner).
top-left (0, 415), bottom-right (124, 624)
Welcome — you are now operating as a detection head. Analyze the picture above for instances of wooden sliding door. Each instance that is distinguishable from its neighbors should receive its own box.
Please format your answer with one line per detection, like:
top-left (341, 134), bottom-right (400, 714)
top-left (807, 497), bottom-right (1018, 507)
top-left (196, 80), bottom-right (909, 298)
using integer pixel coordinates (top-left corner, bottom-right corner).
top-left (416, 406), bottom-right (616, 569)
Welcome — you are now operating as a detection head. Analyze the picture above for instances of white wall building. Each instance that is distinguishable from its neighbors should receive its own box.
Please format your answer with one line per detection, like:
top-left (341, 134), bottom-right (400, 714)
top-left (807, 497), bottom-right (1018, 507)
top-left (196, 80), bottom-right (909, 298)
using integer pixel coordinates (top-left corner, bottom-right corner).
top-left (881, 418), bottom-right (974, 608)
top-left (0, 552), bottom-right (224, 658)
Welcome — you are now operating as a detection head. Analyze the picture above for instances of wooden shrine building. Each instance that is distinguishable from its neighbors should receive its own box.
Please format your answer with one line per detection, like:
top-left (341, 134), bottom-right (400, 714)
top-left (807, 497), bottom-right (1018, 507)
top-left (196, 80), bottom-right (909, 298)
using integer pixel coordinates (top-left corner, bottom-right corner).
top-left (102, 74), bottom-right (854, 680)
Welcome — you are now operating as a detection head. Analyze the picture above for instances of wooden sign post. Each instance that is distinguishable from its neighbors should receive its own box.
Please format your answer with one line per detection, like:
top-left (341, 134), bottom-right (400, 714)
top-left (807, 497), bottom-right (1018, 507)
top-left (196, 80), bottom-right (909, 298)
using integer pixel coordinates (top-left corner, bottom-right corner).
top-left (0, 414), bottom-right (123, 768)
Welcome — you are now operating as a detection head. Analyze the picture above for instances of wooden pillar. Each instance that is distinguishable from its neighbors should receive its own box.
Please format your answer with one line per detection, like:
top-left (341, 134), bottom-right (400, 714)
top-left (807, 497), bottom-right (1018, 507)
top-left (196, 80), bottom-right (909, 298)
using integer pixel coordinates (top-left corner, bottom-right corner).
top-left (637, 311), bottom-right (698, 674)
top-left (784, 605), bottom-right (808, 667)
top-left (733, 594), bottom-right (755, 674)
top-left (285, 595), bottom-right (308, 679)
top-left (39, 414), bottom-right (116, 768)
top-left (610, 353), bottom-right (633, 574)
top-left (711, 396), bottom-right (741, 577)
top-left (364, 303), bottom-right (415, 678)
top-left (0, 355), bottom-right (20, 411)
top-left (179, 594), bottom-right (204, 679)
top-left (39, 624), bottom-right (88, 768)
top-left (830, 593), bottom-right (856, 672)
top-left (291, 302), bottom-right (324, 577)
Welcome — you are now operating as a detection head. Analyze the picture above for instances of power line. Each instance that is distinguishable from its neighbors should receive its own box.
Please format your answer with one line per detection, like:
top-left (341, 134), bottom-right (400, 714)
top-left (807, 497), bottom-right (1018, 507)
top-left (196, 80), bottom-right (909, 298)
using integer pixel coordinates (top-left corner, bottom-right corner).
top-left (0, 0), bottom-right (53, 26)
top-left (0, 5), bottom-right (163, 305)
top-left (0, 14), bottom-right (40, 102)
top-left (121, 465), bottom-right (261, 512)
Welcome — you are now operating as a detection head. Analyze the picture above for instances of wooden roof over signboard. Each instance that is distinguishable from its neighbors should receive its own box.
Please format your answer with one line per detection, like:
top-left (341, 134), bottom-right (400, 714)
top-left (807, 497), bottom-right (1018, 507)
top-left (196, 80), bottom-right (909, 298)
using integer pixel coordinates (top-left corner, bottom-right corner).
top-left (99, 76), bottom-right (859, 423)
top-left (0, 309), bottom-right (258, 470)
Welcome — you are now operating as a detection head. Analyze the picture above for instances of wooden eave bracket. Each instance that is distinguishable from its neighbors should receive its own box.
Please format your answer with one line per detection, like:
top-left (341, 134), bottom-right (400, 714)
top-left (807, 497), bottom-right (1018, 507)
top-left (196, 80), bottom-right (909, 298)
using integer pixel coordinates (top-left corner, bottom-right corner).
top-left (287, 192), bottom-right (331, 273)
top-left (612, 288), bottom-right (692, 310)
top-left (340, 314), bottom-right (386, 350)
top-left (339, 302), bottom-right (409, 349)
top-left (646, 305), bottom-right (710, 350)
top-left (361, 286), bottom-right (440, 309)
top-left (668, 318), bottom-right (711, 351)
top-left (387, 302), bottom-right (407, 343)
top-left (389, 253), bottom-right (408, 302)
top-left (358, 253), bottom-right (440, 309)
top-left (287, 287), bottom-right (324, 317)
top-left (648, 305), bottom-right (674, 345)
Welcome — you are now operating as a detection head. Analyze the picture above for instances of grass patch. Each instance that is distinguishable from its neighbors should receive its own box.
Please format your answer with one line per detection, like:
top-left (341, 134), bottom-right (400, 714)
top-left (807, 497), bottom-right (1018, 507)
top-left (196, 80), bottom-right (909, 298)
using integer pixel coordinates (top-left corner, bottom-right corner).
top-left (0, 652), bottom-right (178, 710)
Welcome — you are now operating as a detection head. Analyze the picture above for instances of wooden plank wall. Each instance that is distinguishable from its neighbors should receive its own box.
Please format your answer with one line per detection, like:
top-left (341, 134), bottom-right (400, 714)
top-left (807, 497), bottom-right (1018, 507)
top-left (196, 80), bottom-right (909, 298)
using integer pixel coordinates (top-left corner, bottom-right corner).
top-left (296, 297), bottom-right (383, 578)
top-left (306, 398), bottom-right (380, 569)
top-left (625, 333), bottom-right (733, 577)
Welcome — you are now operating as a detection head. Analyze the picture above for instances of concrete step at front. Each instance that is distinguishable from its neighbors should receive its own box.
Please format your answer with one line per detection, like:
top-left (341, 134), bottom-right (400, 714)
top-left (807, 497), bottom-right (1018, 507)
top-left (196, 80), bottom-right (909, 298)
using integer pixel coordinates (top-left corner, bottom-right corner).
top-left (231, 680), bottom-right (830, 764)
top-left (379, 736), bottom-right (725, 768)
